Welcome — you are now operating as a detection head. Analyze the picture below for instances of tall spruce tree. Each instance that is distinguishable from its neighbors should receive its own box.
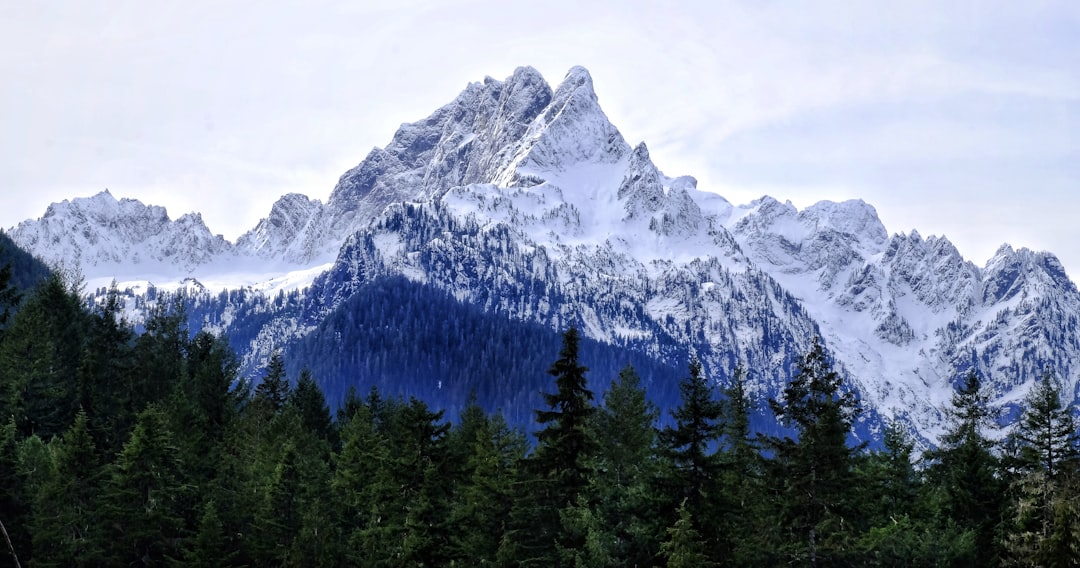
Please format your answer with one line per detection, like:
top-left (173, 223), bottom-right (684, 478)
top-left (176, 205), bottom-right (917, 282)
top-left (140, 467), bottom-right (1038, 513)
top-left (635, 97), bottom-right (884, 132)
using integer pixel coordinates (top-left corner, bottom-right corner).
top-left (718, 365), bottom-right (768, 564)
top-left (1003, 372), bottom-right (1080, 565)
top-left (592, 365), bottom-right (662, 565)
top-left (29, 410), bottom-right (104, 567)
top-left (659, 358), bottom-right (722, 546)
top-left (924, 369), bottom-right (1003, 566)
top-left (100, 405), bottom-right (188, 566)
top-left (767, 337), bottom-right (862, 566)
top-left (254, 351), bottom-right (290, 413)
top-left (508, 327), bottom-right (596, 566)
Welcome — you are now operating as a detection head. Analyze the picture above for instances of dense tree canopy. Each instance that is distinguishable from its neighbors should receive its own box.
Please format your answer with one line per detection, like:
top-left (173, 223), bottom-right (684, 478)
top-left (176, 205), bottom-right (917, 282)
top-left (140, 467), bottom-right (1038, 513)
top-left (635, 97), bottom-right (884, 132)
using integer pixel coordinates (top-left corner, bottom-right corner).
top-left (2, 265), bottom-right (1079, 567)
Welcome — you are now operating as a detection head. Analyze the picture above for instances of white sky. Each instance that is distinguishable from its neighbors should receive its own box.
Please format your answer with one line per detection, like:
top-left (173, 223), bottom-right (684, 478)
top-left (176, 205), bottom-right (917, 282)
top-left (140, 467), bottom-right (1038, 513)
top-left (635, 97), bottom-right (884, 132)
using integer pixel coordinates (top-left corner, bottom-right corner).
top-left (2, 1), bottom-right (1078, 276)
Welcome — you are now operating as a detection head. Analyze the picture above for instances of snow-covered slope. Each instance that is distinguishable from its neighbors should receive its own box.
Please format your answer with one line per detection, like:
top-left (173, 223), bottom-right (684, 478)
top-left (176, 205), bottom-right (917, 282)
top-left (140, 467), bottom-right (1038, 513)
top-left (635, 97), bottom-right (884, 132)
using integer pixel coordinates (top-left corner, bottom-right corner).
top-left (9, 66), bottom-right (1079, 444)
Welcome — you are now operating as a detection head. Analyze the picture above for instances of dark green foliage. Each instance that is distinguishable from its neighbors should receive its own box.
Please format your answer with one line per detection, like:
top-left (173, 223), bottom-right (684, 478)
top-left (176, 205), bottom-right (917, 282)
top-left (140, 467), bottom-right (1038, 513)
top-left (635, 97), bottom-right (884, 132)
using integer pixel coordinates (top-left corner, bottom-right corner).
top-left (101, 405), bottom-right (188, 566)
top-left (0, 417), bottom-right (31, 564)
top-left (288, 367), bottom-right (337, 448)
top-left (3, 274), bottom-right (1076, 567)
top-left (592, 365), bottom-right (663, 565)
top-left (1002, 373), bottom-right (1080, 565)
top-left (660, 359), bottom-right (722, 499)
top-left (1, 273), bottom-right (85, 440)
top-left (659, 358), bottom-right (723, 552)
top-left (924, 369), bottom-right (1004, 566)
top-left (660, 499), bottom-right (711, 568)
top-left (533, 327), bottom-right (596, 496)
top-left (767, 337), bottom-right (862, 566)
top-left (254, 350), bottom-right (290, 413)
top-left (132, 299), bottom-right (188, 410)
top-left (29, 410), bottom-right (104, 567)
top-left (512, 327), bottom-right (597, 566)
top-left (448, 411), bottom-right (527, 564)
top-left (80, 284), bottom-right (137, 454)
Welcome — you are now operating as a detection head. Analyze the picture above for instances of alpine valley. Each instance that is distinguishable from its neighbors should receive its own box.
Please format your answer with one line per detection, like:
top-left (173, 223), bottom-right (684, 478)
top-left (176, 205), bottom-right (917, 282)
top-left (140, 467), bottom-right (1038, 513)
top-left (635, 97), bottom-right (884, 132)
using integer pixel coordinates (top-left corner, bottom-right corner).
top-left (8, 66), bottom-right (1079, 446)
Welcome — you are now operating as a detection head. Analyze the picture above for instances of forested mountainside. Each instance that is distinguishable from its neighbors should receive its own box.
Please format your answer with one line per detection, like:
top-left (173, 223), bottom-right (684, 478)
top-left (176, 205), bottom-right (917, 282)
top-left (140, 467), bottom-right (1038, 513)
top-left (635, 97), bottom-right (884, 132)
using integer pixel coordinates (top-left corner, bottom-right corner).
top-left (2, 260), bottom-right (1078, 566)
top-left (10, 65), bottom-right (1080, 448)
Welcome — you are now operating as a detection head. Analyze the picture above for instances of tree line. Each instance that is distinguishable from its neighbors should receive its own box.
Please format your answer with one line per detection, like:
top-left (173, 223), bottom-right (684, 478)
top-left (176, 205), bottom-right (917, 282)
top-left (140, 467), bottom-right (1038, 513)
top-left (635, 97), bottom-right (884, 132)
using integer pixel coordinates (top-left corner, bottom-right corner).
top-left (1, 268), bottom-right (1080, 566)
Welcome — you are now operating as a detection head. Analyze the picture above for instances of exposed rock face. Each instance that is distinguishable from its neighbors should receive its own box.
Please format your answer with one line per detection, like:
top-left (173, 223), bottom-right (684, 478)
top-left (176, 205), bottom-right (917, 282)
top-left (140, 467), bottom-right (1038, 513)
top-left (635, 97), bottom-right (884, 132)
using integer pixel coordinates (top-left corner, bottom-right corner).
top-left (11, 66), bottom-right (1080, 444)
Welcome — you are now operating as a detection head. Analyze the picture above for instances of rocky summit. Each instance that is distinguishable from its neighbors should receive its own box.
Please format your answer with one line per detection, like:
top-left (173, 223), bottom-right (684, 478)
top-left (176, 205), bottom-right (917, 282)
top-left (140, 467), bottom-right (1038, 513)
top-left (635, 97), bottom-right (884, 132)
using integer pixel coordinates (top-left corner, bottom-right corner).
top-left (9, 66), bottom-right (1079, 445)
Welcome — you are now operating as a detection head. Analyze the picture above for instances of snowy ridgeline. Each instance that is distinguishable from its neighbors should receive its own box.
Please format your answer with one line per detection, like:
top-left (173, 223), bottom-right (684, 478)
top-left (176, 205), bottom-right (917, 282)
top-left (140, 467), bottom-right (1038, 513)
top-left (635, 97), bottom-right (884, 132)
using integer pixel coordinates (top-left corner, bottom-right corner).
top-left (11, 65), bottom-right (1080, 445)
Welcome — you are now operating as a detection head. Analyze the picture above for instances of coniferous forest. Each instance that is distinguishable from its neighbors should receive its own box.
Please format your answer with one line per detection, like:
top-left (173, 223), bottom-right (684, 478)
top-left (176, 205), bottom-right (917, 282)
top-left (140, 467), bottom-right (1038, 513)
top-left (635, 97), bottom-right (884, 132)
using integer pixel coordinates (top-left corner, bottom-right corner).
top-left (4, 261), bottom-right (1080, 567)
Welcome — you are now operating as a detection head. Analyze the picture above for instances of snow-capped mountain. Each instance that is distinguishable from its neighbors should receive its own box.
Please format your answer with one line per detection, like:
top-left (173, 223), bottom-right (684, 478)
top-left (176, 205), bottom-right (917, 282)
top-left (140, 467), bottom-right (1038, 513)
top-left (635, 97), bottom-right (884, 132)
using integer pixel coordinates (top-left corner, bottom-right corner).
top-left (8, 189), bottom-right (234, 278)
top-left (8, 66), bottom-right (1079, 444)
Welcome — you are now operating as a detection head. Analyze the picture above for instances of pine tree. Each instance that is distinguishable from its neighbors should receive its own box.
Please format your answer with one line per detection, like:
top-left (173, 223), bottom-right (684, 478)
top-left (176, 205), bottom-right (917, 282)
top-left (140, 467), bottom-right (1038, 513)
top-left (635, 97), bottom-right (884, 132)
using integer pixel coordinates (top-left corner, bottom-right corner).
top-left (78, 282), bottom-right (136, 455)
top-left (29, 409), bottom-right (105, 567)
top-left (0, 259), bottom-right (21, 334)
top-left (1, 273), bottom-right (85, 439)
top-left (659, 358), bottom-right (722, 543)
top-left (0, 417), bottom-right (31, 566)
top-left (509, 327), bottom-right (597, 566)
top-left (924, 369), bottom-right (1003, 566)
top-left (182, 500), bottom-right (236, 567)
top-left (288, 368), bottom-right (336, 448)
top-left (660, 499), bottom-right (712, 568)
top-left (100, 405), bottom-right (188, 566)
top-left (1003, 372), bottom-right (1080, 565)
top-left (131, 298), bottom-right (188, 409)
top-left (448, 412), bottom-right (527, 564)
top-left (534, 327), bottom-right (596, 499)
top-left (592, 364), bottom-right (662, 565)
top-left (767, 337), bottom-right (862, 566)
top-left (717, 365), bottom-right (768, 563)
top-left (254, 350), bottom-right (289, 413)
top-left (333, 403), bottom-right (394, 563)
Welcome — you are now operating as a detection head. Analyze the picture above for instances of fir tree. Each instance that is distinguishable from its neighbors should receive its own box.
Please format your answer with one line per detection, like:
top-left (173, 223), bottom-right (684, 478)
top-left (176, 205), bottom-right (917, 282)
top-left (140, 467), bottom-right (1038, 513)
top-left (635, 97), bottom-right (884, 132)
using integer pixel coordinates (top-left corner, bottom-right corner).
top-left (1003, 372), bottom-right (1080, 565)
top-left (767, 337), bottom-right (862, 566)
top-left (659, 358), bottom-right (722, 544)
top-left (254, 350), bottom-right (290, 413)
top-left (288, 368), bottom-right (336, 448)
top-left (29, 409), bottom-right (104, 567)
top-left (510, 327), bottom-right (597, 566)
top-left (592, 365), bottom-right (662, 565)
top-left (924, 369), bottom-right (1003, 566)
top-left (100, 405), bottom-right (188, 566)
top-left (660, 499), bottom-right (712, 568)
top-left (717, 365), bottom-right (768, 563)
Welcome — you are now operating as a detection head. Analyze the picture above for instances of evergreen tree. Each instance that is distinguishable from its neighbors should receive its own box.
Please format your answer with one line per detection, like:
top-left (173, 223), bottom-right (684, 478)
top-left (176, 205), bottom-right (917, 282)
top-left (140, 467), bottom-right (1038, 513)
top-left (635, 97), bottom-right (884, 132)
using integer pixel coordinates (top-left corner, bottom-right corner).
top-left (0, 417), bottom-right (30, 566)
top-left (717, 365), bottom-right (768, 564)
top-left (182, 500), bottom-right (236, 567)
top-left (29, 409), bottom-right (104, 567)
top-left (131, 298), bottom-right (188, 409)
top-left (534, 327), bottom-right (596, 499)
top-left (659, 358), bottom-right (722, 545)
top-left (252, 441), bottom-right (305, 565)
top-left (767, 337), bottom-right (862, 566)
top-left (254, 350), bottom-right (290, 413)
top-left (592, 364), bottom-right (662, 565)
top-left (100, 405), bottom-right (188, 566)
top-left (1010, 372), bottom-right (1079, 481)
top-left (0, 273), bottom-right (85, 439)
top-left (508, 327), bottom-right (597, 566)
top-left (924, 369), bottom-right (1004, 566)
top-left (333, 403), bottom-right (395, 563)
top-left (0, 258), bottom-right (21, 334)
top-left (659, 499), bottom-right (711, 568)
top-left (448, 412), bottom-right (527, 565)
top-left (78, 282), bottom-right (136, 455)
top-left (288, 368), bottom-right (336, 448)
top-left (1003, 372), bottom-right (1080, 565)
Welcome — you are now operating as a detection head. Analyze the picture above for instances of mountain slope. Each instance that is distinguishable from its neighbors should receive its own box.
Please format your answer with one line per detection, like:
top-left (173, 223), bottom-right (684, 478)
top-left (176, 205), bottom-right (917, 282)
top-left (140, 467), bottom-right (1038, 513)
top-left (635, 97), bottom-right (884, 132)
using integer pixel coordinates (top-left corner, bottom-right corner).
top-left (8, 66), bottom-right (1078, 445)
